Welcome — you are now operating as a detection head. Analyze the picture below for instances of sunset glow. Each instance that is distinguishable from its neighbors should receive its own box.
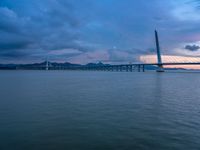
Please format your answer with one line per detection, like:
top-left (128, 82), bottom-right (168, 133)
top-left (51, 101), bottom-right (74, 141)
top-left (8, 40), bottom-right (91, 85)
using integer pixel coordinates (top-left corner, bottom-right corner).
top-left (140, 55), bottom-right (200, 69)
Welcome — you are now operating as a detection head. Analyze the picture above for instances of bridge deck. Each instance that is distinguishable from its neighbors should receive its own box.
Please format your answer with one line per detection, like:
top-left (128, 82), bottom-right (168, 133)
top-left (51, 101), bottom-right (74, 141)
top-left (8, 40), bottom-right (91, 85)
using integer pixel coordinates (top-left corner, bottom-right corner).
top-left (108, 62), bottom-right (200, 66)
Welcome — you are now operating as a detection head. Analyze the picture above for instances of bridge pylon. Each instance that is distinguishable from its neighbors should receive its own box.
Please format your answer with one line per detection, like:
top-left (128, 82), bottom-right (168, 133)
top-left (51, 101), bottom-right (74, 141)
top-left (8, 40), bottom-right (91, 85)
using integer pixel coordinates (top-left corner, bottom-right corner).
top-left (155, 30), bottom-right (164, 72)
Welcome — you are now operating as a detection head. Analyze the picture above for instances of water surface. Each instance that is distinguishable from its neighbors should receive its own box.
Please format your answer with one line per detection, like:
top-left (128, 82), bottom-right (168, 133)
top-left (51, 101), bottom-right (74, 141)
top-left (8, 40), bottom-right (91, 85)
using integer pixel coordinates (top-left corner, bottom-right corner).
top-left (0, 71), bottom-right (200, 150)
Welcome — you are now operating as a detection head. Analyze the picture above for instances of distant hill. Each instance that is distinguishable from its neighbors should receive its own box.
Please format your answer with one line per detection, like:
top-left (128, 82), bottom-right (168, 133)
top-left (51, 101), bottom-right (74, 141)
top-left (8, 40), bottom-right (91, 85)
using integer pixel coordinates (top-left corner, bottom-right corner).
top-left (0, 61), bottom-right (187, 70)
top-left (86, 61), bottom-right (110, 66)
top-left (0, 61), bottom-right (81, 70)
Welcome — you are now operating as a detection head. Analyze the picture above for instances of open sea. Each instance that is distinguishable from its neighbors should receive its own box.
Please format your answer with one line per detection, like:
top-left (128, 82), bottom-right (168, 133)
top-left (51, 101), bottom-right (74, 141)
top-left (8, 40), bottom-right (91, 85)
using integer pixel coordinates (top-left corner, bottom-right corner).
top-left (0, 70), bottom-right (200, 150)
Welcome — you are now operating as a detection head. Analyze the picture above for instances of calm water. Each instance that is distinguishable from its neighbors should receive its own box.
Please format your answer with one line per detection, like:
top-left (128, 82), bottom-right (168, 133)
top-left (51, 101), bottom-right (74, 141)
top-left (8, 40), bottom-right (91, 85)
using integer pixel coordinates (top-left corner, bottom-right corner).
top-left (0, 71), bottom-right (200, 150)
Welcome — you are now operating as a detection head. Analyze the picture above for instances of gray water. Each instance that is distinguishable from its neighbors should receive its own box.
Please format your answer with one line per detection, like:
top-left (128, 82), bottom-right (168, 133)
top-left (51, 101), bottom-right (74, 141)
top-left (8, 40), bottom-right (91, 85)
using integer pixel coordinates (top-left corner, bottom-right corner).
top-left (0, 71), bottom-right (200, 150)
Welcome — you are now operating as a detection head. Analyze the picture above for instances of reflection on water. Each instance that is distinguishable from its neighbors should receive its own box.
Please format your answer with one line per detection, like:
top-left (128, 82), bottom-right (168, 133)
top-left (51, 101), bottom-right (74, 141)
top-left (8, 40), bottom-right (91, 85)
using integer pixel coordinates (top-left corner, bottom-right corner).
top-left (0, 71), bottom-right (200, 150)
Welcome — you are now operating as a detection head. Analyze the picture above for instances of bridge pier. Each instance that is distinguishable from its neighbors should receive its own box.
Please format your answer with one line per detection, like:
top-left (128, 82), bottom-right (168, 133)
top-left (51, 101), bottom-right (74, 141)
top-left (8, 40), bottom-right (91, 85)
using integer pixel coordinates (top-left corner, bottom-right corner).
top-left (120, 66), bottom-right (123, 72)
top-left (126, 65), bottom-right (129, 72)
top-left (110, 66), bottom-right (114, 71)
top-left (116, 66), bottom-right (119, 72)
top-left (108, 66), bottom-right (111, 71)
top-left (138, 65), bottom-right (141, 72)
top-left (142, 65), bottom-right (145, 72)
top-left (157, 65), bottom-right (164, 72)
top-left (130, 65), bottom-right (133, 72)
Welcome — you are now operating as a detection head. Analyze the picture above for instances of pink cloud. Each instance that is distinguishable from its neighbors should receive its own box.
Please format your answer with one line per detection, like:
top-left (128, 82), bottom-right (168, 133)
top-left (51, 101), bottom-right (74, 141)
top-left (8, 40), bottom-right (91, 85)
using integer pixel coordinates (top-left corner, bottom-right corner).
top-left (67, 50), bottom-right (109, 64)
top-left (48, 49), bottom-right (82, 56)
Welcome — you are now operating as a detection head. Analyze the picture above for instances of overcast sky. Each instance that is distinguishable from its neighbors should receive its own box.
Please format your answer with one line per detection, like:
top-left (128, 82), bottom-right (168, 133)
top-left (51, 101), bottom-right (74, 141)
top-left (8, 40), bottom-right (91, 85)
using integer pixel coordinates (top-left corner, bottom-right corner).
top-left (1, 0), bottom-right (200, 64)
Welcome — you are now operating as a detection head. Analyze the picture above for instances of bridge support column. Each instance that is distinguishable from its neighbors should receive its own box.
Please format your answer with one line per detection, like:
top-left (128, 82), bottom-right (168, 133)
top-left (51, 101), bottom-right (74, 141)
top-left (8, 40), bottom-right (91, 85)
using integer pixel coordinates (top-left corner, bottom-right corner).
top-left (111, 66), bottom-right (114, 71)
top-left (130, 65), bottom-right (133, 72)
top-left (138, 65), bottom-right (141, 72)
top-left (157, 64), bottom-right (164, 72)
top-left (116, 66), bottom-right (119, 72)
top-left (106, 66), bottom-right (109, 71)
top-left (120, 66), bottom-right (123, 72)
top-left (126, 65), bottom-right (129, 72)
top-left (142, 65), bottom-right (145, 72)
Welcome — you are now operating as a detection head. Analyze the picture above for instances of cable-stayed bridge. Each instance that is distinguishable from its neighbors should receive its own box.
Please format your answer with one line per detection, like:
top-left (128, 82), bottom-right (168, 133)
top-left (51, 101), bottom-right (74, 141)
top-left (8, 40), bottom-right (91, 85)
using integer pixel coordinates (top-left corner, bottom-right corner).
top-left (44, 30), bottom-right (200, 72)
top-left (77, 30), bottom-right (200, 72)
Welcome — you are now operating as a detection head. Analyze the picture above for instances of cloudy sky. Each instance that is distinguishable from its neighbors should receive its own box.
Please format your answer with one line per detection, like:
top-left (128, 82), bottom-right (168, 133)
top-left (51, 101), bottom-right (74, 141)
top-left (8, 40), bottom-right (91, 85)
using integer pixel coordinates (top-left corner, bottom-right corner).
top-left (1, 0), bottom-right (200, 64)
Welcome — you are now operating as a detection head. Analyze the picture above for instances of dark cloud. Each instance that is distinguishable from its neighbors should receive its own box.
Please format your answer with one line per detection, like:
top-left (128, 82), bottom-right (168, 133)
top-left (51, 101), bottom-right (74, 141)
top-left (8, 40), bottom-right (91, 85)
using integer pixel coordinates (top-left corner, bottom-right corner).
top-left (0, 51), bottom-right (27, 58)
top-left (0, 41), bottom-right (31, 50)
top-left (0, 31), bottom-right (33, 51)
top-left (191, 0), bottom-right (200, 8)
top-left (30, 0), bottom-right (79, 28)
top-left (185, 44), bottom-right (200, 51)
top-left (0, 0), bottom-right (93, 62)
top-left (0, 7), bottom-right (22, 34)
top-left (0, 0), bottom-right (200, 63)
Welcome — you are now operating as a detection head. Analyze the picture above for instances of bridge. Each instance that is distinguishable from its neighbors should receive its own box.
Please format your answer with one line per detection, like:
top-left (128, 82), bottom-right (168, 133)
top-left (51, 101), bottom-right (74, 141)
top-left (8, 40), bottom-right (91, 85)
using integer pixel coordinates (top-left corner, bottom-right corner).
top-left (45, 30), bottom-right (200, 72)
